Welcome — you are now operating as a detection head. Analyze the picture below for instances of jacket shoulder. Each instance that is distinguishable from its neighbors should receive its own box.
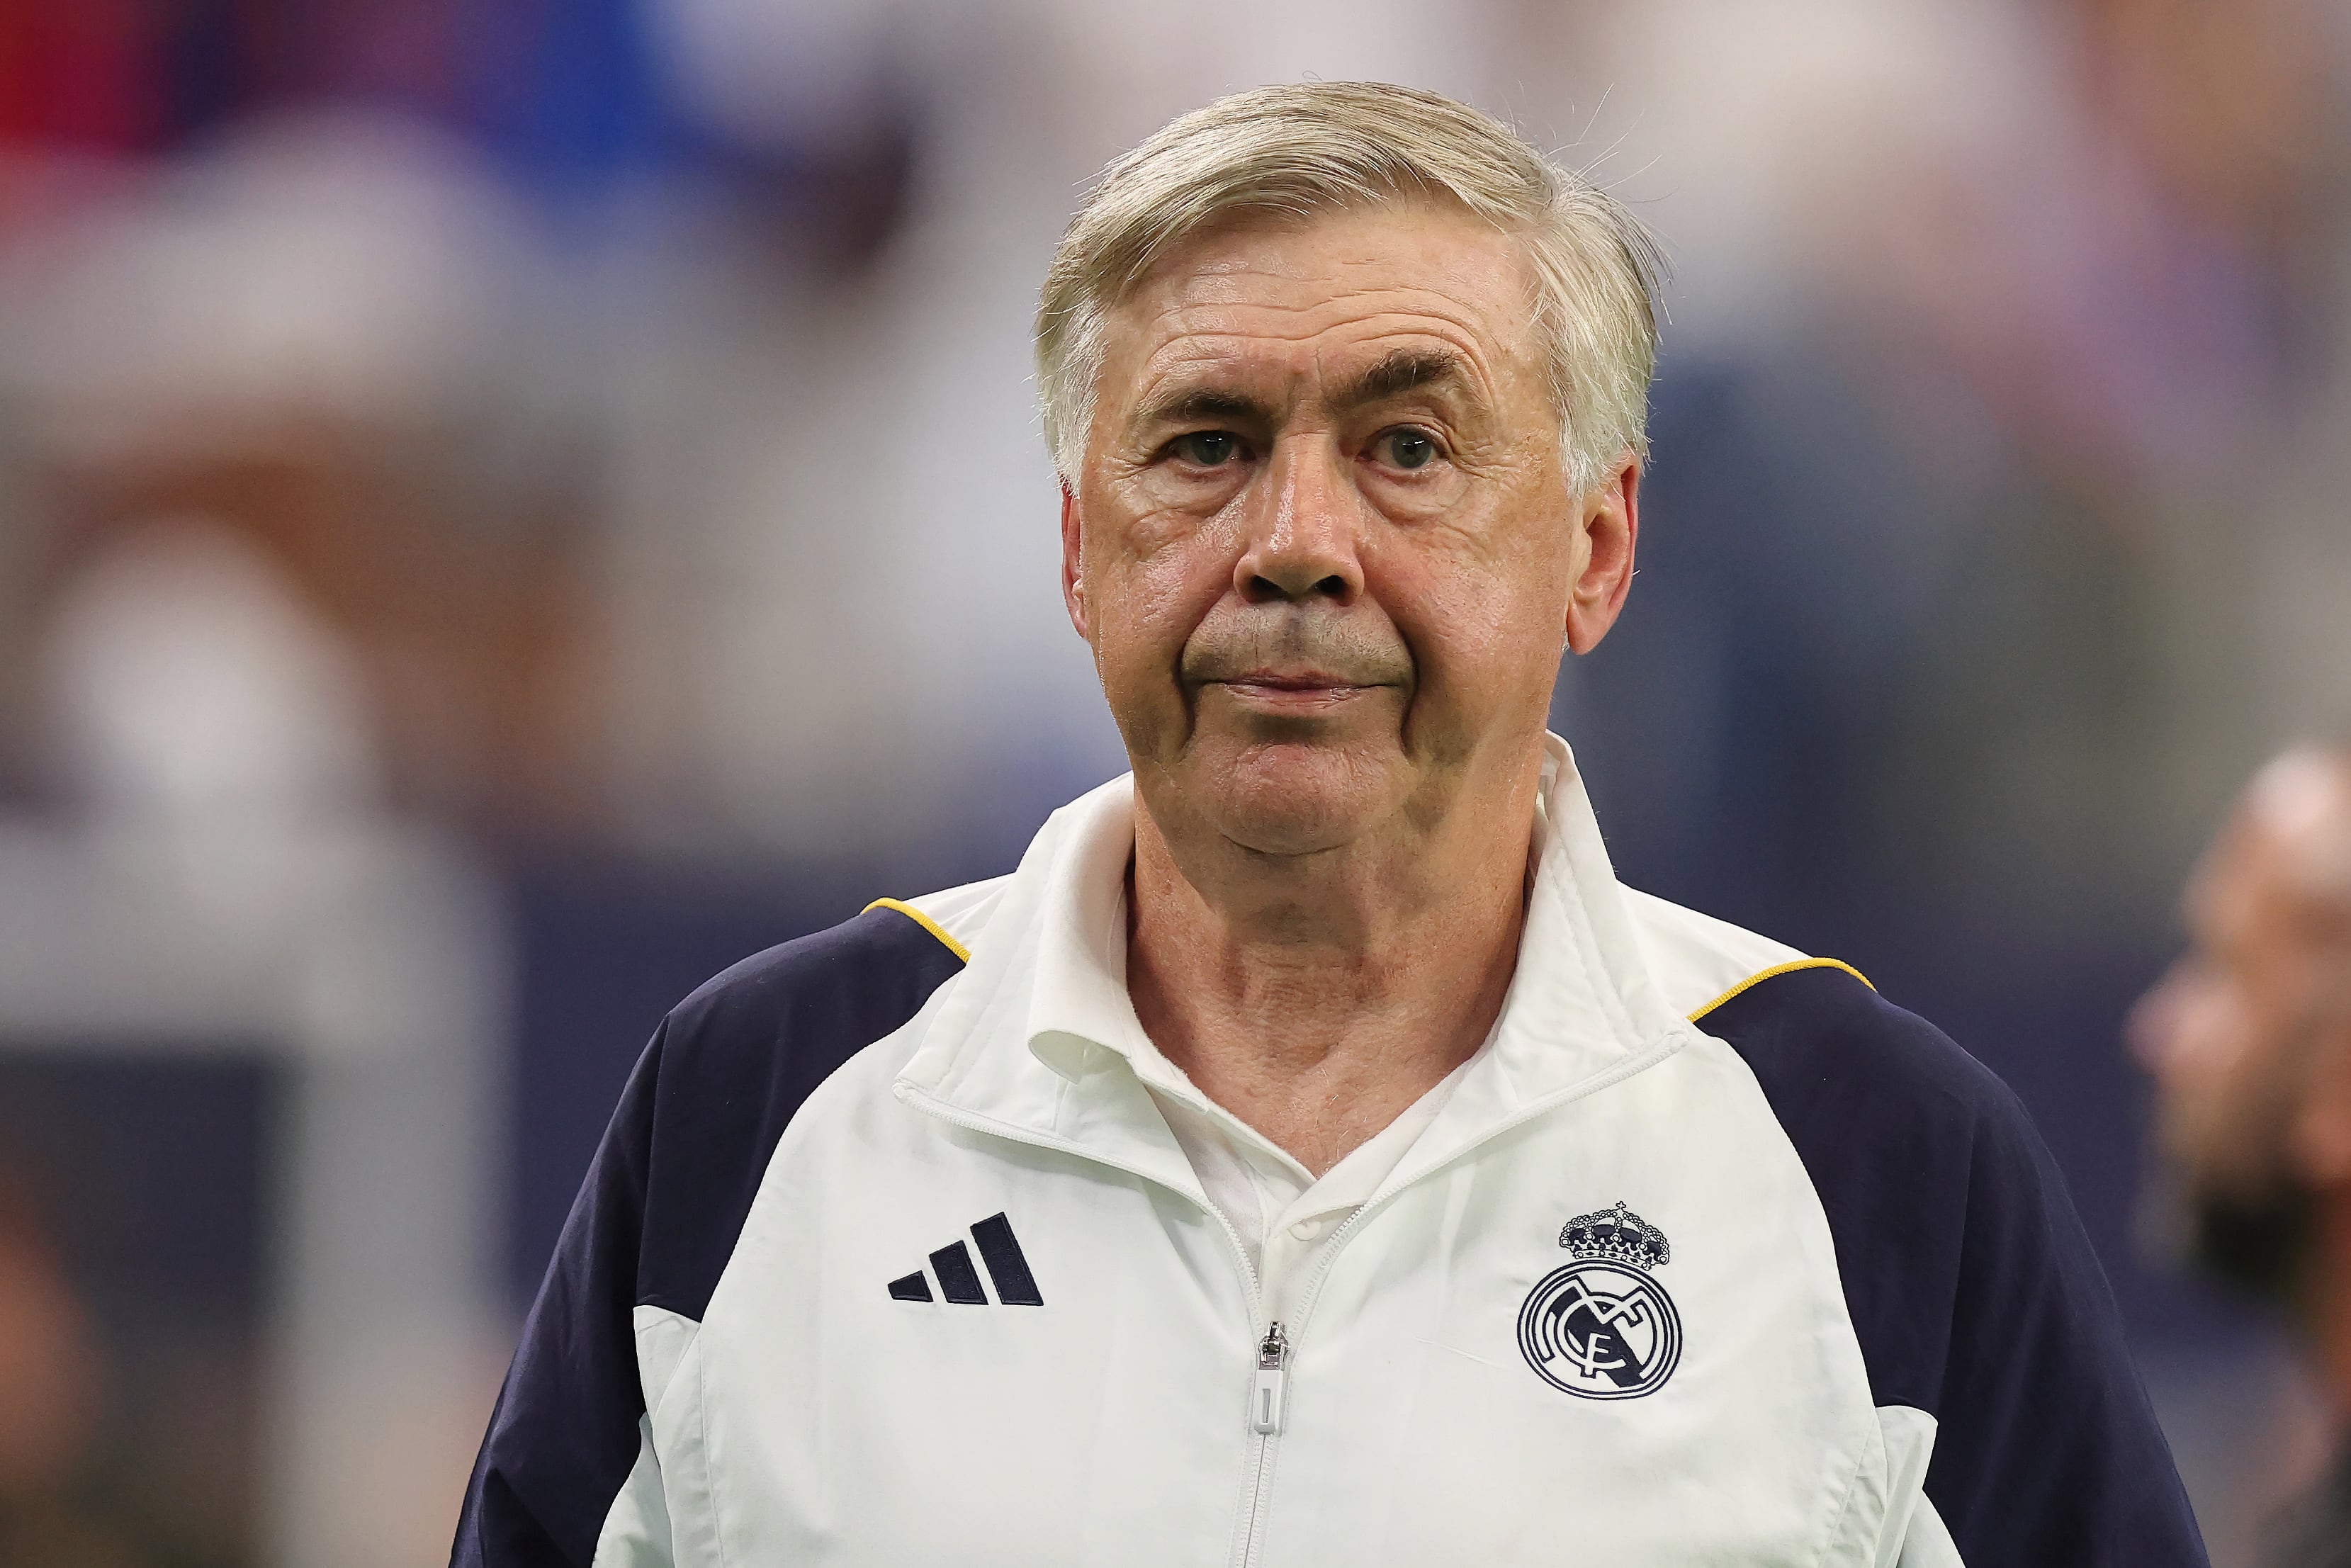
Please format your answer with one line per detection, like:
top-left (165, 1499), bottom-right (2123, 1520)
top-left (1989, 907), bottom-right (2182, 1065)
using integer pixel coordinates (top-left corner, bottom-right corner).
top-left (1696, 959), bottom-right (2012, 1129)
top-left (637, 903), bottom-right (969, 1318)
top-left (1700, 964), bottom-right (2203, 1567)
top-left (1621, 886), bottom-right (1808, 1018)
top-left (455, 903), bottom-right (971, 1567)
top-left (897, 874), bottom-right (1012, 954)
top-left (1696, 963), bottom-right (2028, 1413)
top-left (660, 899), bottom-right (971, 1079)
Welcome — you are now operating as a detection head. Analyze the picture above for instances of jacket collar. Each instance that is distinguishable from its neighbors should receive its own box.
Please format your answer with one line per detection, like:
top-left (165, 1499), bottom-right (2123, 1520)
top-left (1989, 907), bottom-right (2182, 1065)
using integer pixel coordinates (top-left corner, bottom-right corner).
top-left (894, 734), bottom-right (1691, 1187)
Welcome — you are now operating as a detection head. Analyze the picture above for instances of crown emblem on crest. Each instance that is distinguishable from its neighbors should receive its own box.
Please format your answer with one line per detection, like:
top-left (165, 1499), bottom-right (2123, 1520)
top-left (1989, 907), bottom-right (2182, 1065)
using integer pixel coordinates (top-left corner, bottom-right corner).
top-left (1557, 1201), bottom-right (1671, 1270)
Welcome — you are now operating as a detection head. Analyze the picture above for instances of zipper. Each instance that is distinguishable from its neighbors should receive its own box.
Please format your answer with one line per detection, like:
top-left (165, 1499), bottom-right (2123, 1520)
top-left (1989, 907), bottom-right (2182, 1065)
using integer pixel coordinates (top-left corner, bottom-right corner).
top-left (895, 1022), bottom-right (1687, 1567)
top-left (1234, 1319), bottom-right (1286, 1568)
top-left (1258, 1025), bottom-right (1694, 1398)
top-left (893, 1084), bottom-right (1286, 1564)
top-left (1250, 1321), bottom-right (1290, 1433)
top-left (1225, 1034), bottom-right (1681, 1563)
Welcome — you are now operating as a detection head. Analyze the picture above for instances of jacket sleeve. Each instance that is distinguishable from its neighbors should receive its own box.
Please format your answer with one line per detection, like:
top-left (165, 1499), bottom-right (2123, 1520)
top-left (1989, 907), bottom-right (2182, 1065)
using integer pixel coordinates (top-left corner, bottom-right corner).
top-left (592, 1421), bottom-right (675, 1568)
top-left (1895, 1490), bottom-right (1962, 1567)
top-left (1917, 1069), bottom-right (2206, 1567)
top-left (451, 1027), bottom-right (667, 1568)
top-left (1708, 966), bottom-right (2208, 1568)
top-left (449, 905), bottom-right (971, 1565)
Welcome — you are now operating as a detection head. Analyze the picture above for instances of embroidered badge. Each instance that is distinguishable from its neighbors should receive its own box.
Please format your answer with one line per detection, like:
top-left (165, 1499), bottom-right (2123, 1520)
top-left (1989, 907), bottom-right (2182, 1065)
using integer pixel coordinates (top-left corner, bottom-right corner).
top-left (1517, 1201), bottom-right (1681, 1400)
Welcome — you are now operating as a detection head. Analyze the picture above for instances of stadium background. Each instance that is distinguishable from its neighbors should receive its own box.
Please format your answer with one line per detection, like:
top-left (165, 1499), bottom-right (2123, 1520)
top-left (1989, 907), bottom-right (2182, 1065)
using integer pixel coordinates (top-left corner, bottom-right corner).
top-left (0, 0), bottom-right (2343, 1562)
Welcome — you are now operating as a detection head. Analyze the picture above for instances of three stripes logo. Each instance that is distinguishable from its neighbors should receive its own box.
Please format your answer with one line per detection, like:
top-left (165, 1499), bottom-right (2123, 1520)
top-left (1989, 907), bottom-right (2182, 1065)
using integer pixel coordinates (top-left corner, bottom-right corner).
top-left (886, 1212), bottom-right (1044, 1306)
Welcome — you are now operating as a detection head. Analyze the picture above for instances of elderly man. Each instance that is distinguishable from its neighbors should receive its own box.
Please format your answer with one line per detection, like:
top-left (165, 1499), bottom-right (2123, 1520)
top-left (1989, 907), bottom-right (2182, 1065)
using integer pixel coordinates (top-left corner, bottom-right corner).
top-left (2136, 748), bottom-right (2351, 1566)
top-left (456, 84), bottom-right (2202, 1567)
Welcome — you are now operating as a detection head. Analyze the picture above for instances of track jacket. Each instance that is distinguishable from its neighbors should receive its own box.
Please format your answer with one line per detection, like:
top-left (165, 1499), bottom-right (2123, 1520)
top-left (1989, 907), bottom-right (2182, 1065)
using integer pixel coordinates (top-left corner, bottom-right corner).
top-left (456, 736), bottom-right (2207, 1567)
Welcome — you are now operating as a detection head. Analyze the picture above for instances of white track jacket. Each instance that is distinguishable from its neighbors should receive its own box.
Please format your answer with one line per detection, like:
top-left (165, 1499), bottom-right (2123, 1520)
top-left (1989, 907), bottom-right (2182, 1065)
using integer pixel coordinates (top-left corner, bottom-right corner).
top-left (456, 737), bottom-right (2207, 1567)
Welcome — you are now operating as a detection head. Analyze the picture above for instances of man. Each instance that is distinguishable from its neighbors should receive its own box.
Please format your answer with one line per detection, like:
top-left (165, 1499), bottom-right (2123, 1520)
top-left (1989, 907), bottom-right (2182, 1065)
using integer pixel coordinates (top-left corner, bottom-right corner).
top-left (456, 83), bottom-right (2204, 1565)
top-left (2136, 748), bottom-right (2351, 1567)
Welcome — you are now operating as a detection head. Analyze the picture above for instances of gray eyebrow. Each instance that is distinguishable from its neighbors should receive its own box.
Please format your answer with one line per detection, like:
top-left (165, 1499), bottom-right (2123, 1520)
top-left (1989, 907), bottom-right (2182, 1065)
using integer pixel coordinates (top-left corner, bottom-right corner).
top-left (1130, 346), bottom-right (1475, 436)
top-left (1134, 386), bottom-right (1274, 429)
top-left (1334, 346), bottom-right (1474, 411)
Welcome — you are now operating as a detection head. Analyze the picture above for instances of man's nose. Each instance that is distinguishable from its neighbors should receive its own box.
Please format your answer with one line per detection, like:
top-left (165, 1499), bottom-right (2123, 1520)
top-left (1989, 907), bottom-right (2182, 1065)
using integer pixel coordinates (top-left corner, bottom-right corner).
top-left (1234, 435), bottom-right (1364, 605)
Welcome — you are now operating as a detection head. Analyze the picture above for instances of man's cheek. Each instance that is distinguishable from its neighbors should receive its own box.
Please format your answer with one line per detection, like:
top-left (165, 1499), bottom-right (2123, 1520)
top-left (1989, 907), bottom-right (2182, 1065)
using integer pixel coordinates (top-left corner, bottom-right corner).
top-left (1097, 630), bottom-right (1190, 748)
top-left (1131, 540), bottom-right (1223, 619)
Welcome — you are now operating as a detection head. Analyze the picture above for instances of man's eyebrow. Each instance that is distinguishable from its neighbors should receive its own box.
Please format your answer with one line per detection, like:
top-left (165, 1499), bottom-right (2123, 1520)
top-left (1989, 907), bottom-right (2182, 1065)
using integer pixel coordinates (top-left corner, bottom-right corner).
top-left (1336, 347), bottom-right (1475, 410)
top-left (1134, 385), bottom-right (1273, 428)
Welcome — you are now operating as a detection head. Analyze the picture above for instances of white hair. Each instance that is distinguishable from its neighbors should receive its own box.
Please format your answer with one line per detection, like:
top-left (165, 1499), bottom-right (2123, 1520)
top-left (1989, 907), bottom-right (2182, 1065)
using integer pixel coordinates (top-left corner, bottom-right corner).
top-left (1034, 81), bottom-right (1665, 497)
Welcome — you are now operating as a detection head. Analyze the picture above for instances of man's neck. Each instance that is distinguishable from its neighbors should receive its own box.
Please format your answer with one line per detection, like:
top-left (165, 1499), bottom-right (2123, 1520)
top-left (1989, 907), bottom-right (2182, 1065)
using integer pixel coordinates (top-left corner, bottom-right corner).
top-left (1123, 765), bottom-right (1540, 1177)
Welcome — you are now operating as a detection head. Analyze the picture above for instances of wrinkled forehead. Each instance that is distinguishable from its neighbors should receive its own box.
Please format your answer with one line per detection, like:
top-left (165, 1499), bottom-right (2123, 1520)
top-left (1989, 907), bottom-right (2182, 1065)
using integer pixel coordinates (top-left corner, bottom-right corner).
top-left (1094, 203), bottom-right (1550, 419)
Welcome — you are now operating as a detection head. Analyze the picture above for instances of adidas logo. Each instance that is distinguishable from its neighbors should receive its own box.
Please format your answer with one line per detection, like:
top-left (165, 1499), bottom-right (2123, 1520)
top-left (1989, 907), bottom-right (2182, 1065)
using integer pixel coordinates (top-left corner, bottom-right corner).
top-left (887, 1212), bottom-right (1044, 1305)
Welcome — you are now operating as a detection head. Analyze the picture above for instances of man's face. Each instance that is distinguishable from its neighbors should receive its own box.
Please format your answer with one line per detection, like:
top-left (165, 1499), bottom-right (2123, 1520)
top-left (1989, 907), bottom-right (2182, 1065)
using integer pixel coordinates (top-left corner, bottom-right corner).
top-left (1061, 202), bottom-right (1635, 861)
top-left (2131, 769), bottom-right (2351, 1296)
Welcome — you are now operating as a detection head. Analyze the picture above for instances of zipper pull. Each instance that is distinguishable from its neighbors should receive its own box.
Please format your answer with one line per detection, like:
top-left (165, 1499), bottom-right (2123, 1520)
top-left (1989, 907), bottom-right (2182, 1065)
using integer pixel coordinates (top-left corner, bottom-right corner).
top-left (1251, 1321), bottom-right (1290, 1434)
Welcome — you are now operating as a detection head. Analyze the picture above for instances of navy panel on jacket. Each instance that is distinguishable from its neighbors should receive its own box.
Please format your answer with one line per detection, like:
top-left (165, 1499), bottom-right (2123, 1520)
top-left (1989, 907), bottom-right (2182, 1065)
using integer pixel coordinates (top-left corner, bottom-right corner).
top-left (1703, 964), bottom-right (2206, 1568)
top-left (451, 906), bottom-right (967, 1568)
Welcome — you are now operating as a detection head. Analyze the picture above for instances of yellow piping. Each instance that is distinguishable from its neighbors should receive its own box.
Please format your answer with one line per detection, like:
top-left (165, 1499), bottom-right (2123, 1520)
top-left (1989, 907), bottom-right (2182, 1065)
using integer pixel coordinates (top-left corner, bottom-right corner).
top-left (862, 898), bottom-right (971, 963)
top-left (1688, 957), bottom-right (1874, 1023)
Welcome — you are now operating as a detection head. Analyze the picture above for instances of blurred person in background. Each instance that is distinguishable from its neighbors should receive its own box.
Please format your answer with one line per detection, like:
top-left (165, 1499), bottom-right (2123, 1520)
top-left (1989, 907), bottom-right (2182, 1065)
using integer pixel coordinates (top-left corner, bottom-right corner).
top-left (457, 83), bottom-right (2202, 1567)
top-left (2137, 748), bottom-right (2351, 1567)
top-left (0, 1169), bottom-right (142, 1567)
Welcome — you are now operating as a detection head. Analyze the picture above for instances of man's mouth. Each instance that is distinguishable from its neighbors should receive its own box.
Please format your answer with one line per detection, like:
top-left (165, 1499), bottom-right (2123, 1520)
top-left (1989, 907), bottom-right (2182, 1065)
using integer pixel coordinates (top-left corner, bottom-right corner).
top-left (1210, 670), bottom-right (1380, 709)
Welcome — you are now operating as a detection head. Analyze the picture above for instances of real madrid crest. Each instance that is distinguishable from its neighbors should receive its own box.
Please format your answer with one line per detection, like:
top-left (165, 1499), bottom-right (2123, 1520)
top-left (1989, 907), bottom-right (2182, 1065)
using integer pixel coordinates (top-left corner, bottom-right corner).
top-left (1518, 1201), bottom-right (1681, 1400)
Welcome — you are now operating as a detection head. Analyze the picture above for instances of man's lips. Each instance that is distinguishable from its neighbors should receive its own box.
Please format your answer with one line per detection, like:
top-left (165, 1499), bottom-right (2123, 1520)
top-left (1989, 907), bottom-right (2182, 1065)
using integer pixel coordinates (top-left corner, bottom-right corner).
top-left (1208, 670), bottom-right (1384, 704)
top-left (1227, 669), bottom-right (1356, 690)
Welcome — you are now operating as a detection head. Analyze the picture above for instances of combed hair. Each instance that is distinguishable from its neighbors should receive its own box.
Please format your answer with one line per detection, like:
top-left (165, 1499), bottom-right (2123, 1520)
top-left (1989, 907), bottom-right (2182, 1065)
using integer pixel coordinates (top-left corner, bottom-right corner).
top-left (1034, 81), bottom-right (1666, 496)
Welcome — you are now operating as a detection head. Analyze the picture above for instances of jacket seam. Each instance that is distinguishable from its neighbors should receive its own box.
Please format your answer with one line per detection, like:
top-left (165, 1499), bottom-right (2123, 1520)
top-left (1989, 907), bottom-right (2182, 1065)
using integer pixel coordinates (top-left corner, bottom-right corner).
top-left (1688, 958), bottom-right (1874, 1024)
top-left (699, 1347), bottom-right (731, 1568)
top-left (1813, 1420), bottom-right (1878, 1568)
top-left (862, 897), bottom-right (971, 962)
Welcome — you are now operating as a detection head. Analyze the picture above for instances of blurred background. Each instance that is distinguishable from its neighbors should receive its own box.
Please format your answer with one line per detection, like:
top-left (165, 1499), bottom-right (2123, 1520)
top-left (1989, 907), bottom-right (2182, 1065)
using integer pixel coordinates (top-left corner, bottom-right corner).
top-left (0, 0), bottom-right (2343, 1562)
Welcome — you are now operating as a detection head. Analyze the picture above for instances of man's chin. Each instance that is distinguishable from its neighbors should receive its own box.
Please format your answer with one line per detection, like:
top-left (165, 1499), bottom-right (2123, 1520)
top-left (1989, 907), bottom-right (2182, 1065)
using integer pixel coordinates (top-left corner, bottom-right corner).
top-left (1214, 815), bottom-right (1362, 859)
top-left (1211, 787), bottom-right (1375, 858)
top-left (1198, 748), bottom-right (1397, 859)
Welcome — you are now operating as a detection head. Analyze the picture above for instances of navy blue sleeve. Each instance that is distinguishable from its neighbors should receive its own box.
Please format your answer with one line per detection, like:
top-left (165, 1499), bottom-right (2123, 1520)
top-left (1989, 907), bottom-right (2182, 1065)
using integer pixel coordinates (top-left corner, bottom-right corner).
top-left (1705, 964), bottom-right (2206, 1568)
top-left (451, 906), bottom-right (967, 1567)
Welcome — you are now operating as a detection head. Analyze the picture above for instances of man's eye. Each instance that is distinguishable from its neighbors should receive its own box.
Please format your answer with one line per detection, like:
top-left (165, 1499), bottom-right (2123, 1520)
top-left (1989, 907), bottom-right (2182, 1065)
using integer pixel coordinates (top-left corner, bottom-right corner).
top-left (1377, 429), bottom-right (1439, 470)
top-left (1173, 431), bottom-right (1243, 467)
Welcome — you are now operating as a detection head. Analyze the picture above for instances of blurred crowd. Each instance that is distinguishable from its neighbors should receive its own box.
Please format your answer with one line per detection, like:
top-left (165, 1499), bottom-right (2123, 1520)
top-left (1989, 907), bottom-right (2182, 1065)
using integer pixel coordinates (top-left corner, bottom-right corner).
top-left (0, 0), bottom-right (2345, 1563)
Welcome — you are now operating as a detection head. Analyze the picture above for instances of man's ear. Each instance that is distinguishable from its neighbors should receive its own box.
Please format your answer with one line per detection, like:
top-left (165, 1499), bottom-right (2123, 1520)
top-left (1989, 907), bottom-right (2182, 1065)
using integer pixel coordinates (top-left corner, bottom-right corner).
top-left (1564, 452), bottom-right (1640, 655)
top-left (1060, 483), bottom-right (1090, 641)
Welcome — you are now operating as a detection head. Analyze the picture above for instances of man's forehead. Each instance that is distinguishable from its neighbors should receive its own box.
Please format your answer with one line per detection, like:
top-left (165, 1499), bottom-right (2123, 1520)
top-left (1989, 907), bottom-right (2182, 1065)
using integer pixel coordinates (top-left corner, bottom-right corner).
top-left (1103, 207), bottom-right (1541, 394)
top-left (1144, 201), bottom-right (1526, 293)
top-left (1129, 325), bottom-right (1487, 403)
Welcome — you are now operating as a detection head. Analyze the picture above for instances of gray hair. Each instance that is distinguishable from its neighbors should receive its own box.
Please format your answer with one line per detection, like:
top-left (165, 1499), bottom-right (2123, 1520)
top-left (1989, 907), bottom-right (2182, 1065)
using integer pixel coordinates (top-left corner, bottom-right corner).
top-left (1034, 81), bottom-right (1666, 497)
